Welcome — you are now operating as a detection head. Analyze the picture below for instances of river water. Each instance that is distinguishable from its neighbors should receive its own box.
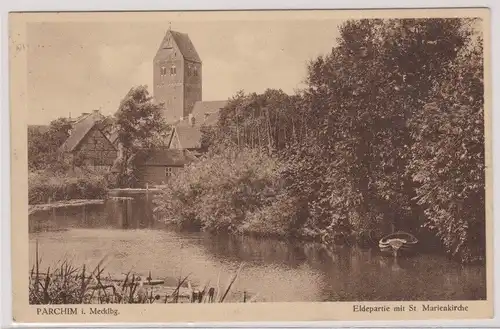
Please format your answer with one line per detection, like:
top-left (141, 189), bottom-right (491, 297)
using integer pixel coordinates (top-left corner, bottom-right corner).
top-left (28, 195), bottom-right (486, 302)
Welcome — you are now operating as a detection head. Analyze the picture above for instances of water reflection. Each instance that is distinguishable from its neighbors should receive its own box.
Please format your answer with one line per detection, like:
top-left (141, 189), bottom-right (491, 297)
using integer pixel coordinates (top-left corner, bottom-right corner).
top-left (28, 196), bottom-right (487, 302)
top-left (29, 195), bottom-right (157, 233)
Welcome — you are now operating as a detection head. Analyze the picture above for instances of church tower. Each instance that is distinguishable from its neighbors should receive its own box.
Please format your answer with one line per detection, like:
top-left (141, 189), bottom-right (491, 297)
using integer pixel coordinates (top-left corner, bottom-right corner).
top-left (153, 29), bottom-right (202, 123)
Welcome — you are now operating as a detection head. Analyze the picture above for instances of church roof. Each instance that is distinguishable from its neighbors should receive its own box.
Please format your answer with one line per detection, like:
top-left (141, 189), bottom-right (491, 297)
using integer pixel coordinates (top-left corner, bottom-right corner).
top-left (191, 100), bottom-right (228, 121)
top-left (174, 125), bottom-right (203, 150)
top-left (171, 100), bottom-right (228, 149)
top-left (157, 29), bottom-right (201, 63)
top-left (170, 31), bottom-right (201, 63)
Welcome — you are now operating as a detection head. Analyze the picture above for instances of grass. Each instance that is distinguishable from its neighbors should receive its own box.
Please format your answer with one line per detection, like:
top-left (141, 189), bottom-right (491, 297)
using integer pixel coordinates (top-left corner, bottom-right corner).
top-left (29, 241), bottom-right (250, 304)
top-left (28, 169), bottom-right (108, 205)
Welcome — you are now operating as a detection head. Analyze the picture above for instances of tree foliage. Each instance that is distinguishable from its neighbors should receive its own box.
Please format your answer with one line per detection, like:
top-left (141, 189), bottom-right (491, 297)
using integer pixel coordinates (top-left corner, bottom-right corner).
top-left (299, 18), bottom-right (479, 236)
top-left (28, 118), bottom-right (72, 171)
top-left (111, 86), bottom-right (170, 187)
top-left (163, 18), bottom-right (485, 263)
top-left (410, 33), bottom-right (485, 263)
top-left (154, 147), bottom-right (296, 236)
top-left (114, 85), bottom-right (168, 150)
top-left (203, 89), bottom-right (307, 154)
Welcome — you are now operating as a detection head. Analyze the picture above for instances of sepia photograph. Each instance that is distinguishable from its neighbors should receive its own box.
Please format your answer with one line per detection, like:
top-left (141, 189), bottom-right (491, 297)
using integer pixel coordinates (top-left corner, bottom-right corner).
top-left (9, 8), bottom-right (492, 322)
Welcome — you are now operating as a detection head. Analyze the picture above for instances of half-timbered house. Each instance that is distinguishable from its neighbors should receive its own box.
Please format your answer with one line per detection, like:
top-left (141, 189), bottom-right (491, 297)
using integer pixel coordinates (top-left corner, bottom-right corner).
top-left (59, 110), bottom-right (117, 170)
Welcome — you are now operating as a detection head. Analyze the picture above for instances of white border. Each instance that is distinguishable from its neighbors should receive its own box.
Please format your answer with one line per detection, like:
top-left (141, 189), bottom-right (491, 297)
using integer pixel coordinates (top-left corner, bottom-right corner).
top-left (1, 0), bottom-right (498, 328)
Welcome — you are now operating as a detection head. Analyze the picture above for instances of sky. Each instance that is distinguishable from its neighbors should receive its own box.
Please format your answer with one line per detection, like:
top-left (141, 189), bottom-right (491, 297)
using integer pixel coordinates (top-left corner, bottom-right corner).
top-left (26, 18), bottom-right (342, 124)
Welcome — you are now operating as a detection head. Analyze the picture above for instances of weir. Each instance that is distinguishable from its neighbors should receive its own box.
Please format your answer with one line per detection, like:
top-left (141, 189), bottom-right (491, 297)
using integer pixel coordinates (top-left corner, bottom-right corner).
top-left (108, 187), bottom-right (162, 197)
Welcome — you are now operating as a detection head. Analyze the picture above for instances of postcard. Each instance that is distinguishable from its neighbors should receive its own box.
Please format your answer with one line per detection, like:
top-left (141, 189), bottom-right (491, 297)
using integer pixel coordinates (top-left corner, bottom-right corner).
top-left (9, 8), bottom-right (492, 323)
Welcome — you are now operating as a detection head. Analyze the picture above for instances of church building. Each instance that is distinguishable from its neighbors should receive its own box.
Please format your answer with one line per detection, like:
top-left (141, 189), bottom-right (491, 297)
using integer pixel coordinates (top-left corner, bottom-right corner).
top-left (153, 28), bottom-right (203, 123)
top-left (123, 28), bottom-right (228, 186)
top-left (153, 28), bottom-right (228, 153)
top-left (56, 28), bottom-right (228, 186)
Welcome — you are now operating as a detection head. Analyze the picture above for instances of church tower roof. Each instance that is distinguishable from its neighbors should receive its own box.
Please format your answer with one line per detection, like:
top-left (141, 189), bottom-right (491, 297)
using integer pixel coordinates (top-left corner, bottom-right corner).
top-left (156, 29), bottom-right (201, 63)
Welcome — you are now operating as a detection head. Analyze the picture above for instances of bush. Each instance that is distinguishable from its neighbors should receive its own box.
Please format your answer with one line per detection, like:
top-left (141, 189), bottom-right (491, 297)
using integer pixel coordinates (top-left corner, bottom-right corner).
top-left (28, 168), bottom-right (108, 204)
top-left (239, 193), bottom-right (301, 237)
top-left (154, 147), bottom-right (298, 236)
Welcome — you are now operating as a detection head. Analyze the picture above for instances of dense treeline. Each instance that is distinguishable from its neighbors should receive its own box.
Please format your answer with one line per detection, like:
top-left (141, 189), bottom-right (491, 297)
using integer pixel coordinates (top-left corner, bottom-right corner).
top-left (28, 118), bottom-right (108, 204)
top-left (160, 18), bottom-right (485, 263)
top-left (28, 86), bottom-right (169, 203)
top-left (28, 169), bottom-right (108, 204)
top-left (28, 118), bottom-right (72, 172)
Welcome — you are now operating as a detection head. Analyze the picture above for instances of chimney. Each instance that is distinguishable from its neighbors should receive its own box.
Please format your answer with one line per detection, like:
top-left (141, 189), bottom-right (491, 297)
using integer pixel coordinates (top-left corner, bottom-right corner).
top-left (189, 113), bottom-right (195, 127)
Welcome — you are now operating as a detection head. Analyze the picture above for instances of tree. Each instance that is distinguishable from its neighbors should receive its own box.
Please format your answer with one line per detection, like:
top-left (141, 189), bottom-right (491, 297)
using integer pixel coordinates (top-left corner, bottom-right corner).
top-left (28, 118), bottom-right (72, 171)
top-left (410, 30), bottom-right (484, 263)
top-left (112, 85), bottom-right (170, 187)
top-left (205, 89), bottom-right (307, 154)
top-left (196, 18), bottom-right (486, 262)
top-left (299, 18), bottom-right (479, 236)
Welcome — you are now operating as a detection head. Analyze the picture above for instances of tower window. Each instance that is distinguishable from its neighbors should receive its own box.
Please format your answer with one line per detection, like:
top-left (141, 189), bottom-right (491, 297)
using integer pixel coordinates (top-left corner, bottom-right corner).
top-left (193, 66), bottom-right (198, 76)
top-left (170, 65), bottom-right (177, 75)
top-left (165, 167), bottom-right (173, 177)
top-left (161, 66), bottom-right (167, 76)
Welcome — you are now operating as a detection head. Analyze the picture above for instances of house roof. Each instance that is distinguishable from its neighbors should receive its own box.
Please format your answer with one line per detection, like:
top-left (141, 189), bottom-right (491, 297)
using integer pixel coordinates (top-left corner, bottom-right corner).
top-left (140, 148), bottom-right (197, 166)
top-left (70, 112), bottom-right (92, 125)
top-left (157, 30), bottom-right (201, 63)
top-left (59, 111), bottom-right (107, 152)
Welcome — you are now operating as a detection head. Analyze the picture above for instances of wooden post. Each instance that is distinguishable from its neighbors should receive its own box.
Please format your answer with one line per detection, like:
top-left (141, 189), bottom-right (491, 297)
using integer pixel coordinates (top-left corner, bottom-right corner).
top-left (51, 197), bottom-right (56, 221)
top-left (122, 199), bottom-right (127, 229)
top-left (113, 197), bottom-right (123, 228)
top-left (145, 187), bottom-right (151, 227)
top-left (124, 198), bottom-right (132, 229)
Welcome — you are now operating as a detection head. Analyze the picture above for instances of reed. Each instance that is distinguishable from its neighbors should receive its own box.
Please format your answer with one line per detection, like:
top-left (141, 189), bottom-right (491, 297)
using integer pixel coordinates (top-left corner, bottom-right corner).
top-left (29, 242), bottom-right (251, 304)
top-left (219, 263), bottom-right (245, 303)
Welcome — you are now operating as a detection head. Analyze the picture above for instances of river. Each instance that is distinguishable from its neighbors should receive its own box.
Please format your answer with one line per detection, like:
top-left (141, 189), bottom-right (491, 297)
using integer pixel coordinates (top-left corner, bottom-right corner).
top-left (28, 194), bottom-right (486, 302)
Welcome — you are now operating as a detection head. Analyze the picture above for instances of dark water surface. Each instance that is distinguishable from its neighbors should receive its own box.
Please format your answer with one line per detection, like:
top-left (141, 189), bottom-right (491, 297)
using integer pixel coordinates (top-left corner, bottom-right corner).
top-left (29, 196), bottom-right (486, 302)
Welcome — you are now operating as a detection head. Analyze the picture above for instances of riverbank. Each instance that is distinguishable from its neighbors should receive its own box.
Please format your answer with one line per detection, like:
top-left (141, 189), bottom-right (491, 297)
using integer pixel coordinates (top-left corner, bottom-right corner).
top-left (27, 194), bottom-right (444, 264)
top-left (151, 142), bottom-right (485, 265)
top-left (29, 169), bottom-right (108, 205)
top-left (30, 224), bottom-right (486, 302)
top-left (30, 240), bottom-right (249, 304)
